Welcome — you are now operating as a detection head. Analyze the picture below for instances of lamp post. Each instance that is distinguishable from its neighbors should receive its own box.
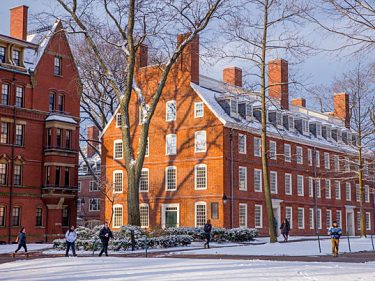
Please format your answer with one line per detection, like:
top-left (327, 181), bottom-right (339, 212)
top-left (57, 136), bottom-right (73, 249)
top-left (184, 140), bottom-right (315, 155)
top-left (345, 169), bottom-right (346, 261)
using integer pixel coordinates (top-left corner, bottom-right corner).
top-left (222, 194), bottom-right (228, 205)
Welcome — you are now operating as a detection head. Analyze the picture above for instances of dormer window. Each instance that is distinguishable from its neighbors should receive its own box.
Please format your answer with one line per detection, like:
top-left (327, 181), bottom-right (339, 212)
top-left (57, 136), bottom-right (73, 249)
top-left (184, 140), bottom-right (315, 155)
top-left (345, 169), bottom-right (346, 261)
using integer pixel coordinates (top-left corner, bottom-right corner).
top-left (12, 50), bottom-right (20, 66)
top-left (288, 116), bottom-right (294, 132)
top-left (276, 112), bottom-right (283, 128)
top-left (316, 123), bottom-right (322, 137)
top-left (230, 99), bottom-right (238, 117)
top-left (352, 134), bottom-right (357, 146)
top-left (0, 47), bottom-right (5, 63)
top-left (246, 103), bottom-right (253, 121)
top-left (337, 130), bottom-right (342, 142)
top-left (54, 56), bottom-right (62, 76)
top-left (302, 119), bottom-right (309, 135)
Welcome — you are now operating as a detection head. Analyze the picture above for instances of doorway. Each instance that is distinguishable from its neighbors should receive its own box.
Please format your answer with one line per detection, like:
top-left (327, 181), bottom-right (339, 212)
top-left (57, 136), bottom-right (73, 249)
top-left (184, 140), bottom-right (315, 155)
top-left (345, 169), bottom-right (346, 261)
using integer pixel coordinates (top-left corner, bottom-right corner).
top-left (346, 210), bottom-right (355, 236)
top-left (273, 206), bottom-right (281, 236)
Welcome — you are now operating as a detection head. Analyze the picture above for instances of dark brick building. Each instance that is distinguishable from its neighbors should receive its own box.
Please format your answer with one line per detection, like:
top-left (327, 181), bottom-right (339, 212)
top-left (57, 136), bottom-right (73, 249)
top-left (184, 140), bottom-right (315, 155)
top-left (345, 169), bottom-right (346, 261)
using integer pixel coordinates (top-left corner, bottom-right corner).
top-left (0, 6), bottom-right (80, 242)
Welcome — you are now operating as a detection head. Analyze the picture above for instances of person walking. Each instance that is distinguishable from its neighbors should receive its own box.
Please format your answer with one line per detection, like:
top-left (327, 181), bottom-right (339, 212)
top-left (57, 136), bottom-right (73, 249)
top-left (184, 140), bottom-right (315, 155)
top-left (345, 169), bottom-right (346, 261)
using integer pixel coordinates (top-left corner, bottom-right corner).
top-left (328, 221), bottom-right (342, 257)
top-left (203, 219), bottom-right (212, 249)
top-left (280, 218), bottom-right (290, 242)
top-left (98, 222), bottom-right (113, 257)
top-left (13, 227), bottom-right (28, 258)
top-left (65, 225), bottom-right (77, 257)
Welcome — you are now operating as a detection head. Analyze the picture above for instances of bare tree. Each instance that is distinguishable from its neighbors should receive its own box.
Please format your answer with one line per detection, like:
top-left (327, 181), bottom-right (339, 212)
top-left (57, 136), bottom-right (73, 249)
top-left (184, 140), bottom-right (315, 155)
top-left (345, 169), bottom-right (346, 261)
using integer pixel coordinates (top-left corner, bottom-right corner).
top-left (55, 0), bottom-right (225, 226)
top-left (213, 0), bottom-right (312, 242)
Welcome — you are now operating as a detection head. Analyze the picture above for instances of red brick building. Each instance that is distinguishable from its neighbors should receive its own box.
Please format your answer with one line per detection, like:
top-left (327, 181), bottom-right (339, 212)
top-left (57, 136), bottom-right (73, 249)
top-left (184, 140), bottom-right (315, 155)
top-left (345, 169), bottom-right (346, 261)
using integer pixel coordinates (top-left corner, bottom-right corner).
top-left (101, 34), bottom-right (374, 236)
top-left (77, 126), bottom-right (103, 227)
top-left (0, 6), bottom-right (80, 242)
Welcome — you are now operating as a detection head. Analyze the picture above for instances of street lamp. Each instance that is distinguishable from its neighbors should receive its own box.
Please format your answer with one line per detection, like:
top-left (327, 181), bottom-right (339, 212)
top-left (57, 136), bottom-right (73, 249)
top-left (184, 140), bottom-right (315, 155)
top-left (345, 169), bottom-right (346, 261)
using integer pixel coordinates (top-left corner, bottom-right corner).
top-left (222, 194), bottom-right (228, 205)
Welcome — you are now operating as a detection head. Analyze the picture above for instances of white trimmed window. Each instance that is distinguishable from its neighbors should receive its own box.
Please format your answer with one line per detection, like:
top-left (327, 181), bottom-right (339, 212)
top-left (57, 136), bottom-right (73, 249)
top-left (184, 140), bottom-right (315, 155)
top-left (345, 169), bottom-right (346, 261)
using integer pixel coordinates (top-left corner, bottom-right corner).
top-left (166, 100), bottom-right (176, 121)
top-left (365, 185), bottom-right (370, 203)
top-left (195, 164), bottom-right (207, 190)
top-left (239, 166), bottom-right (247, 191)
top-left (270, 141), bottom-right (276, 160)
top-left (139, 168), bottom-right (149, 192)
top-left (316, 123), bottom-right (322, 137)
top-left (346, 183), bottom-right (351, 201)
top-left (140, 203), bottom-right (149, 228)
top-left (316, 151), bottom-right (320, 167)
top-left (166, 166), bottom-right (177, 191)
top-left (308, 177), bottom-right (313, 198)
top-left (356, 184), bottom-right (360, 202)
top-left (284, 144), bottom-right (291, 162)
top-left (317, 208), bottom-right (322, 229)
top-left (309, 208), bottom-right (314, 229)
top-left (334, 155), bottom-right (340, 171)
top-left (326, 209), bottom-right (332, 228)
top-left (89, 181), bottom-right (99, 191)
top-left (366, 212), bottom-right (371, 230)
top-left (325, 180), bottom-right (331, 199)
top-left (254, 137), bottom-right (261, 157)
top-left (357, 211), bottom-right (361, 230)
top-left (335, 181), bottom-right (341, 200)
top-left (254, 204), bottom-right (263, 228)
top-left (113, 170), bottom-right (123, 193)
top-left (345, 157), bottom-right (350, 171)
top-left (302, 119), bottom-right (309, 135)
top-left (166, 134), bottom-right (177, 155)
top-left (238, 134), bottom-right (247, 154)
top-left (298, 208), bottom-right (305, 229)
top-left (308, 148), bottom-right (312, 166)
top-left (89, 198), bottom-right (100, 211)
top-left (113, 204), bottom-right (123, 228)
top-left (285, 173), bottom-right (292, 195)
top-left (195, 202), bottom-right (206, 227)
top-left (324, 152), bottom-right (330, 169)
top-left (116, 114), bottom-right (123, 127)
top-left (254, 169), bottom-right (262, 192)
top-left (296, 146), bottom-right (303, 164)
top-left (194, 102), bottom-right (204, 118)
top-left (297, 175), bottom-right (304, 196)
top-left (270, 171), bottom-right (277, 194)
top-left (285, 207), bottom-right (293, 229)
top-left (114, 140), bottom-right (123, 159)
top-left (195, 131), bottom-right (206, 153)
top-left (336, 210), bottom-right (342, 227)
top-left (288, 116), bottom-right (295, 131)
top-left (316, 179), bottom-right (321, 198)
top-left (239, 203), bottom-right (247, 227)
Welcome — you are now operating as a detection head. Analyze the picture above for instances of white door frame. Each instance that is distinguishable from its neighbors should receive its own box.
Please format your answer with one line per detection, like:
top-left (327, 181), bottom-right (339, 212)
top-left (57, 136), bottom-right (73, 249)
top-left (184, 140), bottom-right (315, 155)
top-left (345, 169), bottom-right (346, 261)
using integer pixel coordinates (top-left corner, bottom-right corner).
top-left (272, 199), bottom-right (283, 236)
top-left (345, 205), bottom-right (355, 236)
top-left (161, 203), bottom-right (180, 228)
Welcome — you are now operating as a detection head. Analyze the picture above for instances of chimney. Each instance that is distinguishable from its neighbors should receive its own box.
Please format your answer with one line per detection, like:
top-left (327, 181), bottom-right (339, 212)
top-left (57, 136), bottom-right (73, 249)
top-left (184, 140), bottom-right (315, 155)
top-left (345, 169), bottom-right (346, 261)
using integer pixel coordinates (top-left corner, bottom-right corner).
top-left (291, 98), bottom-right (306, 107)
top-left (87, 126), bottom-right (99, 158)
top-left (10, 6), bottom-right (29, 41)
top-left (223, 67), bottom-right (242, 87)
top-left (135, 44), bottom-right (148, 68)
top-left (268, 59), bottom-right (289, 110)
top-left (333, 92), bottom-right (350, 128)
top-left (177, 33), bottom-right (199, 84)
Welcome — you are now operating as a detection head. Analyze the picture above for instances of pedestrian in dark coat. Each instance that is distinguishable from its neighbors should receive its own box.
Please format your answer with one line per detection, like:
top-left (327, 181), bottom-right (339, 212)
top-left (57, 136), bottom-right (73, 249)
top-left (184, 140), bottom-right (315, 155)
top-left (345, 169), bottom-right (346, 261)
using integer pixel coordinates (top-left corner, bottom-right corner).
top-left (280, 218), bottom-right (290, 242)
top-left (98, 222), bottom-right (113, 257)
top-left (65, 225), bottom-right (77, 257)
top-left (203, 220), bottom-right (212, 249)
top-left (13, 227), bottom-right (28, 258)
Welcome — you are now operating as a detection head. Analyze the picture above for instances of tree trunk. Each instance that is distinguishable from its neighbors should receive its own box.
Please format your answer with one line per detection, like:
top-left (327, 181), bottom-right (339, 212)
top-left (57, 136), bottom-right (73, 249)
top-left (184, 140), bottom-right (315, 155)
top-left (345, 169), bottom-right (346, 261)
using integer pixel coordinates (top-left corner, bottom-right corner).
top-left (261, 0), bottom-right (276, 243)
top-left (126, 167), bottom-right (141, 226)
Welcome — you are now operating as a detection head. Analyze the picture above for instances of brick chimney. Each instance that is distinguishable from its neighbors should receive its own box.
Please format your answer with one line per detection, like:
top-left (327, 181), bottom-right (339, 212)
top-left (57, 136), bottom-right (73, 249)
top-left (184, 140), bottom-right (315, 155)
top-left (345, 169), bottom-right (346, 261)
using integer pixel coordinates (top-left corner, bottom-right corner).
top-left (268, 59), bottom-right (289, 110)
top-left (135, 44), bottom-right (148, 68)
top-left (177, 33), bottom-right (199, 84)
top-left (291, 98), bottom-right (306, 107)
top-left (10, 6), bottom-right (29, 41)
top-left (223, 67), bottom-right (242, 87)
top-left (333, 92), bottom-right (350, 128)
top-left (87, 126), bottom-right (99, 158)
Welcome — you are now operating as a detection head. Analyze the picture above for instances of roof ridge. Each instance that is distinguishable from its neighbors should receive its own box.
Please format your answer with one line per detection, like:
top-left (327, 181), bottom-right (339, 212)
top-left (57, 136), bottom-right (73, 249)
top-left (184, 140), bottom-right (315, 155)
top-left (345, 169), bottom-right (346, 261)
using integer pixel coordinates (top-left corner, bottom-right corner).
top-left (27, 25), bottom-right (53, 35)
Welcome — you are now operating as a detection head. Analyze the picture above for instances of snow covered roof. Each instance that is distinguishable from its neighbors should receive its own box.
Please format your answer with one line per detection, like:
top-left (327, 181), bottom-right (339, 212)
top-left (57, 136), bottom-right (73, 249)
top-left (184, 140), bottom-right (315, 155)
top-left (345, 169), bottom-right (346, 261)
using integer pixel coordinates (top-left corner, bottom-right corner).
top-left (45, 113), bottom-right (77, 125)
top-left (78, 148), bottom-right (101, 176)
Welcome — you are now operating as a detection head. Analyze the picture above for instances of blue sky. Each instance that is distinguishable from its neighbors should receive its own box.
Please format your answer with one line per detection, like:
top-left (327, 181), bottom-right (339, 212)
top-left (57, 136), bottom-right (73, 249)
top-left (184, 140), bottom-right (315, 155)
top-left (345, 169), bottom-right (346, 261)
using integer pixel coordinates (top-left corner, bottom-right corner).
top-left (0, 0), bottom-right (358, 104)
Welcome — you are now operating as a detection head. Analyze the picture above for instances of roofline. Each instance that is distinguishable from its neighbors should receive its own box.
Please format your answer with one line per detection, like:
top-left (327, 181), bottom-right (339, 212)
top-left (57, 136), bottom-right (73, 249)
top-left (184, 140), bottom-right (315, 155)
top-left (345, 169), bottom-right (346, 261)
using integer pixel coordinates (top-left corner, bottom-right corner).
top-left (99, 106), bottom-right (120, 139)
top-left (0, 34), bottom-right (38, 48)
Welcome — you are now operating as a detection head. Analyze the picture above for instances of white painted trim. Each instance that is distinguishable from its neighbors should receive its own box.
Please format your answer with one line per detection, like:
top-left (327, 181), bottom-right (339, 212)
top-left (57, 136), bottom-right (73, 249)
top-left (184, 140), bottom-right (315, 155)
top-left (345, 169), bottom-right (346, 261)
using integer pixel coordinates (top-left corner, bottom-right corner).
top-left (161, 203), bottom-right (180, 228)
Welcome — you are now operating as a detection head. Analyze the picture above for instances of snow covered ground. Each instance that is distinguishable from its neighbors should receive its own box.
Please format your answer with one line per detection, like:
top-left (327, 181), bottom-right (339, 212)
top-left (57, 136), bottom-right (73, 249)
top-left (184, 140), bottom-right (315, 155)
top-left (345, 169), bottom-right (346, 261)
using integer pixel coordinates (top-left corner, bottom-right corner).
top-left (0, 244), bottom-right (52, 254)
top-left (0, 257), bottom-right (375, 281)
top-left (174, 237), bottom-right (375, 256)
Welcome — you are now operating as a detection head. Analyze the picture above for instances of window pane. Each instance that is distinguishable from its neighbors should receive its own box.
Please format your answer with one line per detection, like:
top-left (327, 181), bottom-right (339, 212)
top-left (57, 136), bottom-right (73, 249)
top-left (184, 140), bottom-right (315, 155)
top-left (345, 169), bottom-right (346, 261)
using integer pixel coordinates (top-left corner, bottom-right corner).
top-left (139, 169), bottom-right (149, 192)
top-left (195, 165), bottom-right (207, 190)
top-left (195, 203), bottom-right (206, 227)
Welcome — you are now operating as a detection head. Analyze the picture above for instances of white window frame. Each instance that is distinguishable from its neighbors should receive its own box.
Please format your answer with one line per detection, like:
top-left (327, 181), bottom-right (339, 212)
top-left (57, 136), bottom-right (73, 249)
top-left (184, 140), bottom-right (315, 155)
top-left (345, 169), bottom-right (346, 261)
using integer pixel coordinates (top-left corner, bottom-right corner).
top-left (270, 171), bottom-right (277, 194)
top-left (285, 173), bottom-right (292, 195)
top-left (194, 164), bottom-right (207, 190)
top-left (254, 204), bottom-right (263, 228)
top-left (297, 175), bottom-right (304, 196)
top-left (334, 155), bottom-right (340, 171)
top-left (284, 144), bottom-right (291, 162)
top-left (238, 134), bottom-right (247, 154)
top-left (113, 140), bottom-right (123, 159)
top-left (326, 209), bottom-right (332, 229)
top-left (356, 184), bottom-right (360, 202)
top-left (317, 208), bottom-right (322, 229)
top-left (335, 181), bottom-right (341, 200)
top-left (296, 146), bottom-right (303, 164)
top-left (346, 182), bottom-right (351, 201)
top-left (309, 208), bottom-right (314, 229)
top-left (239, 166), bottom-right (247, 191)
top-left (166, 100), bottom-right (177, 121)
top-left (113, 170), bottom-right (123, 193)
top-left (194, 102), bottom-right (204, 118)
top-left (254, 169), bottom-right (262, 192)
top-left (115, 113), bottom-right (122, 127)
top-left (308, 177), bottom-right (313, 198)
top-left (166, 134), bottom-right (177, 155)
top-left (165, 166), bottom-right (177, 191)
top-left (139, 168), bottom-right (149, 192)
top-left (365, 185), bottom-right (370, 203)
top-left (89, 198), bottom-right (100, 212)
top-left (112, 204), bottom-right (123, 228)
top-left (195, 131), bottom-right (206, 153)
top-left (308, 148), bottom-right (312, 166)
top-left (366, 212), bottom-right (371, 230)
top-left (239, 203), bottom-right (248, 227)
top-left (316, 151), bottom-right (320, 167)
top-left (298, 208), bottom-right (305, 229)
top-left (140, 203), bottom-right (149, 228)
top-left (89, 181), bottom-right (99, 192)
top-left (302, 119), bottom-right (309, 135)
top-left (254, 137), bottom-right (261, 157)
top-left (161, 203), bottom-right (180, 228)
top-left (324, 152), bottom-right (330, 169)
top-left (288, 116), bottom-right (295, 132)
top-left (285, 206), bottom-right (293, 229)
top-left (270, 141), bottom-right (276, 160)
top-left (336, 210), bottom-right (342, 228)
top-left (325, 179), bottom-right (331, 199)
top-left (194, 202), bottom-right (207, 227)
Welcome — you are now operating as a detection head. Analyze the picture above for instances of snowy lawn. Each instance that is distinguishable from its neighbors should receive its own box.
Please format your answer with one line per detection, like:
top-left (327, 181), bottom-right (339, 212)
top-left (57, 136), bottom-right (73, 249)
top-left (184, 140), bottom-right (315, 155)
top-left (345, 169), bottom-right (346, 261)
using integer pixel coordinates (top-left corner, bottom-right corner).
top-left (0, 257), bottom-right (375, 281)
top-left (0, 244), bottom-right (53, 254)
top-left (174, 237), bottom-right (375, 256)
